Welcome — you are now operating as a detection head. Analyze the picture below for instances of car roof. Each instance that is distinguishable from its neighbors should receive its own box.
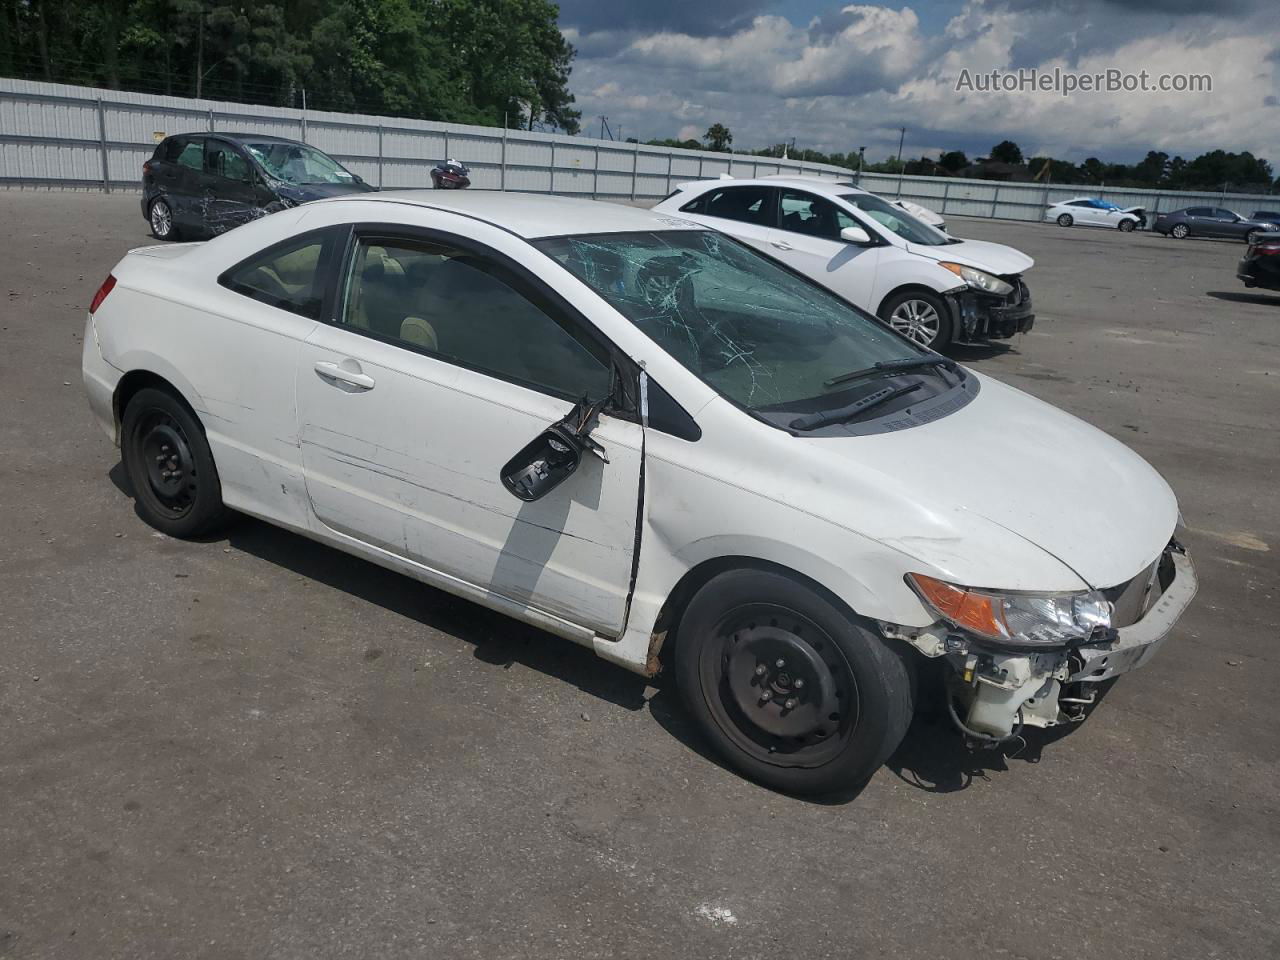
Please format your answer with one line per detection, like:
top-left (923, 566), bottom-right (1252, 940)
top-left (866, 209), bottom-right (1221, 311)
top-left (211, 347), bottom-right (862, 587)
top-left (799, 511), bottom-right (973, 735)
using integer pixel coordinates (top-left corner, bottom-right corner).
top-left (319, 191), bottom-right (710, 240)
top-left (676, 176), bottom-right (863, 198)
top-left (168, 132), bottom-right (304, 146)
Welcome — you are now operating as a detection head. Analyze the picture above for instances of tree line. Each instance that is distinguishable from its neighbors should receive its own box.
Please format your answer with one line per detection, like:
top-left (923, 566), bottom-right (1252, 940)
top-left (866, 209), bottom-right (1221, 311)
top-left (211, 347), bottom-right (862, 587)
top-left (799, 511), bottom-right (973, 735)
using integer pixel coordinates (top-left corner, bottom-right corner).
top-left (0, 0), bottom-right (581, 132)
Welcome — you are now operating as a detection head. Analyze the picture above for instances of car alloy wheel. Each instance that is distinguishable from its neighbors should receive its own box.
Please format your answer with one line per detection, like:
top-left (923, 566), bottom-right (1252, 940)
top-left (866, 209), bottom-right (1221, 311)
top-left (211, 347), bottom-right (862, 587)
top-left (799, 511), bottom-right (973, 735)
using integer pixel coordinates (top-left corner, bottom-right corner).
top-left (150, 200), bottom-right (173, 239)
top-left (1171, 223), bottom-right (1189, 239)
top-left (888, 298), bottom-right (941, 346)
top-left (1119, 219), bottom-right (1136, 232)
top-left (1057, 213), bottom-right (1073, 227)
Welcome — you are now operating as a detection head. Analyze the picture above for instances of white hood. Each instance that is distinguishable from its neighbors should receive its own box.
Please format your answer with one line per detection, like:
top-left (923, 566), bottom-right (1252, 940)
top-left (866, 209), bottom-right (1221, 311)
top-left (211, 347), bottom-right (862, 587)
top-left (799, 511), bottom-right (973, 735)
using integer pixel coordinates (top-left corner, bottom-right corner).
top-left (771, 374), bottom-right (1177, 592)
top-left (906, 238), bottom-right (1034, 275)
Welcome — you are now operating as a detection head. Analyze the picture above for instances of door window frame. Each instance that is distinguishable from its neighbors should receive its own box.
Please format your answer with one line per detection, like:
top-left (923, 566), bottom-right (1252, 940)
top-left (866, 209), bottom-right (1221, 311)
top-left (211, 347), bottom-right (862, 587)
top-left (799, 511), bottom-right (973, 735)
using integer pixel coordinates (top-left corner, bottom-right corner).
top-left (681, 185), bottom-right (778, 228)
top-left (217, 225), bottom-right (346, 320)
top-left (325, 223), bottom-right (640, 415)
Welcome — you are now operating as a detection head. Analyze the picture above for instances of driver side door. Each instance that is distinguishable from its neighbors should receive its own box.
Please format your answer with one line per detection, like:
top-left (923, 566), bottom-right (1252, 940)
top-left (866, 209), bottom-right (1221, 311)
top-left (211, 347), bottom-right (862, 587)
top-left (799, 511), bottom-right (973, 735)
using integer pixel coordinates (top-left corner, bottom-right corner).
top-left (293, 226), bottom-right (644, 637)
top-left (766, 189), bottom-right (880, 307)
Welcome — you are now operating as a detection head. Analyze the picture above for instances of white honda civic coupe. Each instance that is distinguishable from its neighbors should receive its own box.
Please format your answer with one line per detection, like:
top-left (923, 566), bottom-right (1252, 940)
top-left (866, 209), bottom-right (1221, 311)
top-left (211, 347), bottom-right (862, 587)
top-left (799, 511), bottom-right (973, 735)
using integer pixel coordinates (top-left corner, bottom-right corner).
top-left (82, 192), bottom-right (1196, 794)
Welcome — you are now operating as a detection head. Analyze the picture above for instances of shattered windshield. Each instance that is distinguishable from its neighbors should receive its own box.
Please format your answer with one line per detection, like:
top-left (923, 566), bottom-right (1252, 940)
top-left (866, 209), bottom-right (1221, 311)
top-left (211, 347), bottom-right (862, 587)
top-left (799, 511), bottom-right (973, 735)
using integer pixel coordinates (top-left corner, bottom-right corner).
top-left (534, 231), bottom-right (923, 411)
top-left (245, 142), bottom-right (356, 186)
top-left (839, 194), bottom-right (951, 245)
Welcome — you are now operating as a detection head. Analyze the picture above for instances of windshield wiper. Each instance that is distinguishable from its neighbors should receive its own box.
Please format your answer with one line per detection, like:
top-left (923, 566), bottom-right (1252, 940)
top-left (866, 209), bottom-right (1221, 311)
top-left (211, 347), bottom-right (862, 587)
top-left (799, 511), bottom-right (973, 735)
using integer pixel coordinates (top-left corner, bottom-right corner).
top-left (790, 380), bottom-right (924, 431)
top-left (823, 356), bottom-right (956, 389)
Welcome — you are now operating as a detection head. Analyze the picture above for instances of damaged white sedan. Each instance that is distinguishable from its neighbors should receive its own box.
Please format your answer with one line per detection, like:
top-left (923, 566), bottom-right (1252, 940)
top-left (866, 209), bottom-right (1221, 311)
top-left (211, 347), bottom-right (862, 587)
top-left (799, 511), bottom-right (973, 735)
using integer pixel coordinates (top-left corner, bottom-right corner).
top-left (82, 192), bottom-right (1196, 794)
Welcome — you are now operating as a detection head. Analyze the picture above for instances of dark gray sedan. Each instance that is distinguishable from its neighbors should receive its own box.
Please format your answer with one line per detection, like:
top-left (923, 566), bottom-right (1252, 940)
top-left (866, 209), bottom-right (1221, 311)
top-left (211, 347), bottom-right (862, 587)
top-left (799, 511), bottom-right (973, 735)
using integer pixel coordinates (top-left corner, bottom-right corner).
top-left (1153, 206), bottom-right (1280, 242)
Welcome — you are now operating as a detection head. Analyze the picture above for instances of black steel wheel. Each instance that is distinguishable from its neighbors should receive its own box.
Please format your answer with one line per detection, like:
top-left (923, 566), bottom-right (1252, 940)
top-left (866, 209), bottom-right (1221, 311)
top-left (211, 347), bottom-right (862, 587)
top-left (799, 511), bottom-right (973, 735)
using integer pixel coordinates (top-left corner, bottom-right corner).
top-left (675, 568), bottom-right (914, 795)
top-left (121, 387), bottom-right (226, 537)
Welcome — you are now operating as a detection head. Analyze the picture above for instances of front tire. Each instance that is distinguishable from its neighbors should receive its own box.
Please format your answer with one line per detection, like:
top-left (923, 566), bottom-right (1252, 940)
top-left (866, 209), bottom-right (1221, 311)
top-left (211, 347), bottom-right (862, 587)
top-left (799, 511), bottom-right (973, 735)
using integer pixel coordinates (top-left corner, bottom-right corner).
top-left (1118, 218), bottom-right (1136, 233)
top-left (149, 198), bottom-right (179, 241)
top-left (879, 289), bottom-right (953, 350)
top-left (1056, 213), bottom-right (1073, 227)
top-left (1171, 223), bottom-right (1189, 239)
top-left (121, 387), bottom-right (226, 538)
top-left (674, 568), bottom-right (914, 795)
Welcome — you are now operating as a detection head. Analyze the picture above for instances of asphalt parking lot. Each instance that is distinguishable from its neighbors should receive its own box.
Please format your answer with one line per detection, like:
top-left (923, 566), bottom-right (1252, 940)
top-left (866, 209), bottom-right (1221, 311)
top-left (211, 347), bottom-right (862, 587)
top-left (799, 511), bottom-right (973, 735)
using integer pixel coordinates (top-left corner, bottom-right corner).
top-left (1, 190), bottom-right (1277, 960)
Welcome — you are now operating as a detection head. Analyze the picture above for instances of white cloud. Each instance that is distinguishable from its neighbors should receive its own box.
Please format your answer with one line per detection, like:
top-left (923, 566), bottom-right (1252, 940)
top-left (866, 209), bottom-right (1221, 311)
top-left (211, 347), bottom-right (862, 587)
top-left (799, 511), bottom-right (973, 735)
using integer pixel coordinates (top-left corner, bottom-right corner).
top-left (566, 1), bottom-right (1280, 164)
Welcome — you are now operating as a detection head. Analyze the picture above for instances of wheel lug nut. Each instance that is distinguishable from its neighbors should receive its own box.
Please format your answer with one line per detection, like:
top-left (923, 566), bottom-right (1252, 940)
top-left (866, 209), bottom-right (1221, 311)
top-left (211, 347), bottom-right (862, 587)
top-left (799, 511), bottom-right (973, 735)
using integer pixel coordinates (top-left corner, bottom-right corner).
top-left (775, 659), bottom-right (785, 668)
top-left (759, 691), bottom-right (772, 703)
top-left (784, 698), bottom-right (797, 710)
top-left (754, 664), bottom-right (766, 676)
top-left (794, 678), bottom-right (805, 689)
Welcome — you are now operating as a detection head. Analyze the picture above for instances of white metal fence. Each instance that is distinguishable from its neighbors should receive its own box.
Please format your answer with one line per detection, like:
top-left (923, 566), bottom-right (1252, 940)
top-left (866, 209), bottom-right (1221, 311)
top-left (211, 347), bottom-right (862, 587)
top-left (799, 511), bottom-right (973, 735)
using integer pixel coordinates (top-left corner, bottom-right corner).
top-left (857, 172), bottom-right (1279, 227)
top-left (0, 77), bottom-right (849, 198)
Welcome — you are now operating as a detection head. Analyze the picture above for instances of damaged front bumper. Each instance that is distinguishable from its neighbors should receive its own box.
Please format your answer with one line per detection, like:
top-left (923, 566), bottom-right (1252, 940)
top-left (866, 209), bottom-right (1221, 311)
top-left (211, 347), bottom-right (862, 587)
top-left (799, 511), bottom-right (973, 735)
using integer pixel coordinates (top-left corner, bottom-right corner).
top-left (944, 277), bottom-right (1035, 345)
top-left (886, 543), bottom-right (1197, 741)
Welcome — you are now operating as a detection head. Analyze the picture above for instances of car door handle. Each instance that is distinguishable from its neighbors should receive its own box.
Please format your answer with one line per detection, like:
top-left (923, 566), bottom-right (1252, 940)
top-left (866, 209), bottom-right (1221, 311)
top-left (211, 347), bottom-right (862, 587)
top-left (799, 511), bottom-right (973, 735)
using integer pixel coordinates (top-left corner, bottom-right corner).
top-left (770, 239), bottom-right (794, 250)
top-left (314, 360), bottom-right (375, 391)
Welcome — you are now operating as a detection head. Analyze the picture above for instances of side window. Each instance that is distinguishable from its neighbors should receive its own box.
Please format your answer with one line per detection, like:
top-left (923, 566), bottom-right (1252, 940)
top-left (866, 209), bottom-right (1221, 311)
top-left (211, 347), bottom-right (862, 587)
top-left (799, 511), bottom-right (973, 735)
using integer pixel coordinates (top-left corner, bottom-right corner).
top-left (1187, 207), bottom-right (1211, 217)
top-left (696, 186), bottom-right (774, 226)
top-left (1067, 200), bottom-right (1089, 207)
top-left (157, 138), bottom-right (182, 163)
top-left (175, 138), bottom-right (204, 171)
top-left (339, 237), bottom-right (611, 400)
top-left (206, 140), bottom-right (251, 182)
top-left (1213, 208), bottom-right (1235, 220)
top-left (220, 229), bottom-right (334, 319)
top-left (778, 190), bottom-right (856, 240)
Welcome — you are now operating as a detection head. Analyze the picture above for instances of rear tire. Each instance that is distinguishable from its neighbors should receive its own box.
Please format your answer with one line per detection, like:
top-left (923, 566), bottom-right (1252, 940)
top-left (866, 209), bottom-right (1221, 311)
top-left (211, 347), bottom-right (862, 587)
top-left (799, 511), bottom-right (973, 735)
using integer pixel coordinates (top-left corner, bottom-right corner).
top-left (1056, 213), bottom-right (1073, 227)
top-left (121, 387), bottom-right (226, 538)
top-left (674, 568), bottom-right (914, 795)
top-left (1171, 223), bottom-right (1189, 239)
top-left (149, 198), bottom-right (180, 241)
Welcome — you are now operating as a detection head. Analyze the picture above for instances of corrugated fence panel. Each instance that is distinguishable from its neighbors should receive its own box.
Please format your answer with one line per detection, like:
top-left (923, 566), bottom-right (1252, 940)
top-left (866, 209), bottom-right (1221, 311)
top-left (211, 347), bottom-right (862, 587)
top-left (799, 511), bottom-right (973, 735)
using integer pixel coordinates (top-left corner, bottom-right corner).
top-left (11, 77), bottom-right (1273, 220)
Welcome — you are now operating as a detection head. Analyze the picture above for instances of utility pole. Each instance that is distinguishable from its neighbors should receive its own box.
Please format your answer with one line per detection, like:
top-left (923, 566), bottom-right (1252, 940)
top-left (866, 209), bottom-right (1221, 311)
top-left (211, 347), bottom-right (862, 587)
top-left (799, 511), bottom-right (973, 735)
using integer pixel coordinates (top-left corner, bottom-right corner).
top-left (858, 145), bottom-right (866, 180)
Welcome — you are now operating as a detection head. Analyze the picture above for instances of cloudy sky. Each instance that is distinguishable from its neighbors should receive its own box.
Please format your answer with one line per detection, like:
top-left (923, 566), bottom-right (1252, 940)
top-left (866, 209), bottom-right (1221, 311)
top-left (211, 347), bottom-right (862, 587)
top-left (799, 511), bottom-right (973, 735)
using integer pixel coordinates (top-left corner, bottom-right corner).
top-left (557, 0), bottom-right (1280, 164)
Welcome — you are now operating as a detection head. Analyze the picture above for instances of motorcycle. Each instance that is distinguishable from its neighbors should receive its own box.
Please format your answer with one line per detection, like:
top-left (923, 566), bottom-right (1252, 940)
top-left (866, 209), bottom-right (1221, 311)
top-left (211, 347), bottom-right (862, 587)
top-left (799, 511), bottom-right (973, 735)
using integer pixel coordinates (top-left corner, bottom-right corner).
top-left (431, 159), bottom-right (471, 189)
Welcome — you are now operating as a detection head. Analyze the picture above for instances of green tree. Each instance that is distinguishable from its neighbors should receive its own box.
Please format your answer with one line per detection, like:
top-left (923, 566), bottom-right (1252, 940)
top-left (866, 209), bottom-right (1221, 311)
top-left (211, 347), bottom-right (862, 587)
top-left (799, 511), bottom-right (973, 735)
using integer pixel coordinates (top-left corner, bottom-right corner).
top-left (989, 139), bottom-right (1023, 164)
top-left (938, 150), bottom-right (968, 172)
top-left (704, 123), bottom-right (732, 152)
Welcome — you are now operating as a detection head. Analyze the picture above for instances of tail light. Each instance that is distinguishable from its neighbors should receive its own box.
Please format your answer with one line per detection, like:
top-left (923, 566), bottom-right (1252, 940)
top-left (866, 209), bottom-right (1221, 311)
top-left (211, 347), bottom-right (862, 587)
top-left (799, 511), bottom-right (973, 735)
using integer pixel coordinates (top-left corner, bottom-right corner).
top-left (89, 274), bottom-right (117, 314)
top-left (142, 160), bottom-right (152, 177)
top-left (1256, 242), bottom-right (1280, 257)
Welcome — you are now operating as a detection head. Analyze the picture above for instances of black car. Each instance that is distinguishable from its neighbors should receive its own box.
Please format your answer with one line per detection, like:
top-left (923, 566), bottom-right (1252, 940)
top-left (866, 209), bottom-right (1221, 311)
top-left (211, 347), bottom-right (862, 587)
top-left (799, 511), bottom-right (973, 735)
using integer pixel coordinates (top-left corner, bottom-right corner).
top-left (1152, 206), bottom-right (1280, 243)
top-left (1237, 231), bottom-right (1280, 291)
top-left (142, 133), bottom-right (375, 240)
top-left (1250, 210), bottom-right (1280, 225)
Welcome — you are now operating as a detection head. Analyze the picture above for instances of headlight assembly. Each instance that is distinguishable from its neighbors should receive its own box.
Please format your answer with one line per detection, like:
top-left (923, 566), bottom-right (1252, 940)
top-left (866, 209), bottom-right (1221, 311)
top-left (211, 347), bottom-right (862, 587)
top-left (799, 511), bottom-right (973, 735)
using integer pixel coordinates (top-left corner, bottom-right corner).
top-left (906, 573), bottom-right (1112, 648)
top-left (938, 262), bottom-right (1014, 297)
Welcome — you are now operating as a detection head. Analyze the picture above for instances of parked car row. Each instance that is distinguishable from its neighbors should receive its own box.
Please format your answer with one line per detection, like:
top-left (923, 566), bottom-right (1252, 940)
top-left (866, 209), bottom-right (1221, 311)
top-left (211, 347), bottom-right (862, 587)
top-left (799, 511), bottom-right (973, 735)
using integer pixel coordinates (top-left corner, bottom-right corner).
top-left (85, 189), bottom-right (1195, 795)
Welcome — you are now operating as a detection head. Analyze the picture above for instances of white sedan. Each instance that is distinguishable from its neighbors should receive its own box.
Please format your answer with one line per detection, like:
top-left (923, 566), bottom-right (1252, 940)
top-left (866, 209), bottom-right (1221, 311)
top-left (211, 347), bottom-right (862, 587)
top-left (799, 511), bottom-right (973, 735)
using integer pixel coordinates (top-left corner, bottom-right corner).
top-left (82, 192), bottom-right (1196, 794)
top-left (1046, 197), bottom-right (1143, 231)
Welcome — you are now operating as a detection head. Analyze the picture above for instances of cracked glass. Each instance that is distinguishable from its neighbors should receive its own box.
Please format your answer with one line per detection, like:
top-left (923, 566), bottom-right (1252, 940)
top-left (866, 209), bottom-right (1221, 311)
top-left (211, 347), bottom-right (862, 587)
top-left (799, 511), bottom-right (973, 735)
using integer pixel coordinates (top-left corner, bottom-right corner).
top-left (535, 231), bottom-right (922, 412)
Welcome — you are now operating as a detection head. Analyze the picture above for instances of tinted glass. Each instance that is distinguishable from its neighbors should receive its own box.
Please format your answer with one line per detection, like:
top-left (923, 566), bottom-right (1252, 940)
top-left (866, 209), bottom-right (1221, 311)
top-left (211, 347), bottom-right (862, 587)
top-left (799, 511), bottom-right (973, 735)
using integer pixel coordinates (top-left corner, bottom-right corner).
top-left (221, 232), bottom-right (328, 319)
top-left (535, 230), bottom-right (921, 411)
top-left (339, 238), bottom-right (610, 399)
top-left (839, 193), bottom-right (950, 245)
top-left (205, 140), bottom-right (251, 182)
top-left (778, 190), bottom-right (859, 240)
top-left (246, 141), bottom-right (357, 186)
top-left (1187, 207), bottom-right (1212, 217)
top-left (175, 139), bottom-right (204, 171)
top-left (686, 186), bottom-right (773, 226)
top-left (1214, 209), bottom-right (1238, 220)
top-left (158, 138), bottom-right (183, 163)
